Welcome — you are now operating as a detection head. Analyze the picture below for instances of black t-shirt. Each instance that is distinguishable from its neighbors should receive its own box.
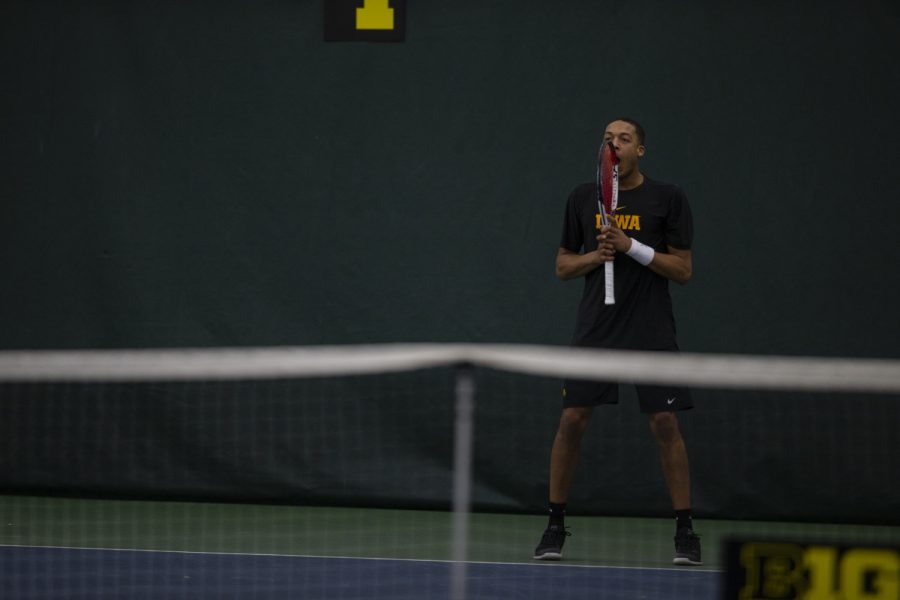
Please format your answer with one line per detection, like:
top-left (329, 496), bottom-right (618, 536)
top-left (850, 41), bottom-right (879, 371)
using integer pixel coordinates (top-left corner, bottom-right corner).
top-left (559, 177), bottom-right (693, 350)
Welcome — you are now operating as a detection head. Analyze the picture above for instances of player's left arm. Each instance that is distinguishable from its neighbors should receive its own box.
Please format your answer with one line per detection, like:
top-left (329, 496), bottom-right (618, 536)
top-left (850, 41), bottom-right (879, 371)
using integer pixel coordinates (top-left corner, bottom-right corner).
top-left (601, 219), bottom-right (692, 285)
top-left (647, 246), bottom-right (692, 285)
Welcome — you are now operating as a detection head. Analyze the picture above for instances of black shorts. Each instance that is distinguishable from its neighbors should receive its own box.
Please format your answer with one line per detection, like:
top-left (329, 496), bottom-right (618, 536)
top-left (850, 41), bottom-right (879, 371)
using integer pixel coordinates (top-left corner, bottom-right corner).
top-left (560, 346), bottom-right (693, 413)
top-left (561, 379), bottom-right (693, 413)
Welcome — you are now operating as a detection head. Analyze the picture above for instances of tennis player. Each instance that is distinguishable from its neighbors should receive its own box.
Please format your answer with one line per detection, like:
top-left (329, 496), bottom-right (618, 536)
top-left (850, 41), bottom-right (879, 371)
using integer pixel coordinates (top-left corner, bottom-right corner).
top-left (533, 118), bottom-right (701, 565)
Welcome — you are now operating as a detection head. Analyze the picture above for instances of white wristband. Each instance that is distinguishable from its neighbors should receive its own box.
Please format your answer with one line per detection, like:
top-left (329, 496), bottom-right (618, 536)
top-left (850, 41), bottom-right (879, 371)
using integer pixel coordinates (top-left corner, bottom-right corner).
top-left (626, 238), bottom-right (655, 266)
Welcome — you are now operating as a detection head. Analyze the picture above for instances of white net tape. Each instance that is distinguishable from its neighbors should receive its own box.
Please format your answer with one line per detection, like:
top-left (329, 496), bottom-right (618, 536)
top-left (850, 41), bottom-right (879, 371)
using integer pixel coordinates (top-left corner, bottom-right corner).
top-left (1, 344), bottom-right (899, 392)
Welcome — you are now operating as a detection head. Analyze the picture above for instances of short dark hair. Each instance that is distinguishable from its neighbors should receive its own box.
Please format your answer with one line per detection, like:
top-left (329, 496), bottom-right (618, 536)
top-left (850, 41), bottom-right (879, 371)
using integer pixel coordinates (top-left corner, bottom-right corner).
top-left (610, 117), bottom-right (645, 145)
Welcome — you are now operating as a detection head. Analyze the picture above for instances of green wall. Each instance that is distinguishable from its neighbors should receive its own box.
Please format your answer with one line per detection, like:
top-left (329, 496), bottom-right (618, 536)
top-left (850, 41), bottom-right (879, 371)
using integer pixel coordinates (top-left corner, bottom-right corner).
top-left (3, 0), bottom-right (898, 354)
top-left (1, 1), bottom-right (898, 522)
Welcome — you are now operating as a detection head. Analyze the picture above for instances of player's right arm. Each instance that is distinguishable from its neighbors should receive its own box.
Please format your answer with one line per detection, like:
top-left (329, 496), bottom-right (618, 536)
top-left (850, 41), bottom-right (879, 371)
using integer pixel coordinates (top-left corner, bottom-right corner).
top-left (557, 185), bottom-right (614, 280)
top-left (555, 239), bottom-right (613, 280)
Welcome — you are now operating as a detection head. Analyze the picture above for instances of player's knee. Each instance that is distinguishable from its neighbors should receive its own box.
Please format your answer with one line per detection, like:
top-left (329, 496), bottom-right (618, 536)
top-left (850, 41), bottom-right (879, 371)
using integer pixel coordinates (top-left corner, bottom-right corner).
top-left (559, 407), bottom-right (592, 437)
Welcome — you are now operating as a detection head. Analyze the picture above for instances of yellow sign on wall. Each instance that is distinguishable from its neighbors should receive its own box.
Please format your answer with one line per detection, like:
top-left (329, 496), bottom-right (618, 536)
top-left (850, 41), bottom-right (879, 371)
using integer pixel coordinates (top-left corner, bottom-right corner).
top-left (724, 540), bottom-right (900, 599)
top-left (355, 0), bottom-right (394, 30)
top-left (324, 0), bottom-right (406, 42)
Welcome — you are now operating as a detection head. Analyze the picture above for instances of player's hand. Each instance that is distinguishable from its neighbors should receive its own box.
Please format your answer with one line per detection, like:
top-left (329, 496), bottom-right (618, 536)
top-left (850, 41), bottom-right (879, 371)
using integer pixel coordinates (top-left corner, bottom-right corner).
top-left (594, 233), bottom-right (616, 263)
top-left (601, 214), bottom-right (631, 253)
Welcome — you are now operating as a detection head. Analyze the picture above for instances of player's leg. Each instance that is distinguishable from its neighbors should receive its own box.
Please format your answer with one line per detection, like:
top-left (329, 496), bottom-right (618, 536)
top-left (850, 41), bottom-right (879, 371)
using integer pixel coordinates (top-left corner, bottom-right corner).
top-left (549, 406), bottom-right (593, 504)
top-left (533, 406), bottom-right (591, 560)
top-left (534, 380), bottom-right (617, 560)
top-left (647, 410), bottom-right (702, 565)
top-left (638, 385), bottom-right (702, 565)
top-left (648, 410), bottom-right (691, 510)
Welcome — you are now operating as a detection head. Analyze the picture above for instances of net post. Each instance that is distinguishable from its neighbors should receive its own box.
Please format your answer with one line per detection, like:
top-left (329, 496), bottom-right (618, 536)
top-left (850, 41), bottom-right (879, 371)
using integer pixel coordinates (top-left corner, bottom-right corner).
top-left (451, 362), bottom-right (475, 600)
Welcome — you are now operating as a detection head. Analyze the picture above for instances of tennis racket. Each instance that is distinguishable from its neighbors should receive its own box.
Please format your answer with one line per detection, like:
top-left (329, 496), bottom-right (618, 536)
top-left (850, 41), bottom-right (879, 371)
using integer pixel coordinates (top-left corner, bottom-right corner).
top-left (597, 141), bottom-right (620, 305)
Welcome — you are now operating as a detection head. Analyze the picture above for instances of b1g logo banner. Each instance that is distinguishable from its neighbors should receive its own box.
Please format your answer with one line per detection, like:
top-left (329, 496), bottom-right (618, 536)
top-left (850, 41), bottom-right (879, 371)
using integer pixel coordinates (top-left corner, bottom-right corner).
top-left (324, 0), bottom-right (406, 42)
top-left (723, 539), bottom-right (900, 599)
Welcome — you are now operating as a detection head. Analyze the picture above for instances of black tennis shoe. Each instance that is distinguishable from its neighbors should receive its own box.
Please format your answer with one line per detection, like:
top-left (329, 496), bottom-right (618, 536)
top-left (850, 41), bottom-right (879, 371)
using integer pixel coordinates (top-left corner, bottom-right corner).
top-left (673, 527), bottom-right (702, 565)
top-left (533, 524), bottom-right (571, 560)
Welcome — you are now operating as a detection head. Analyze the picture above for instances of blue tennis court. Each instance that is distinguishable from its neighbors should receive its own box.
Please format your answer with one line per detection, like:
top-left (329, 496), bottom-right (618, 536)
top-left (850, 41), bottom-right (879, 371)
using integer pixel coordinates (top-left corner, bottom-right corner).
top-left (5, 496), bottom-right (900, 599)
top-left (0, 545), bottom-right (720, 600)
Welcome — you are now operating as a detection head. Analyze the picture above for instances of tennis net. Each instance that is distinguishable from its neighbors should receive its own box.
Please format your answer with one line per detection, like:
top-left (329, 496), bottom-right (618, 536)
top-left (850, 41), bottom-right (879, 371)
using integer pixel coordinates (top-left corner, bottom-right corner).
top-left (1, 344), bottom-right (899, 600)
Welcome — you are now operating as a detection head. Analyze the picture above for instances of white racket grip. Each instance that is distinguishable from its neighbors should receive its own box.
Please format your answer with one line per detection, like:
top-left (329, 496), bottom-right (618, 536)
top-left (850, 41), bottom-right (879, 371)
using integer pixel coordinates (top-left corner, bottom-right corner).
top-left (604, 261), bottom-right (615, 305)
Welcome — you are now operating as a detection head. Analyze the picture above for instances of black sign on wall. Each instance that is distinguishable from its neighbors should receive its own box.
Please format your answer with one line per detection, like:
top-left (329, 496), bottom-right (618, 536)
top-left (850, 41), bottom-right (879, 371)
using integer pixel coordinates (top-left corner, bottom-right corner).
top-left (324, 0), bottom-right (406, 42)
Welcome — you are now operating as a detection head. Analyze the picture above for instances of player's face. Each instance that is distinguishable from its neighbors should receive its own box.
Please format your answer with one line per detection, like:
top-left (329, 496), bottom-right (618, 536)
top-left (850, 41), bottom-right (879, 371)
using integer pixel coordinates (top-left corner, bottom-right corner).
top-left (603, 121), bottom-right (645, 177)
